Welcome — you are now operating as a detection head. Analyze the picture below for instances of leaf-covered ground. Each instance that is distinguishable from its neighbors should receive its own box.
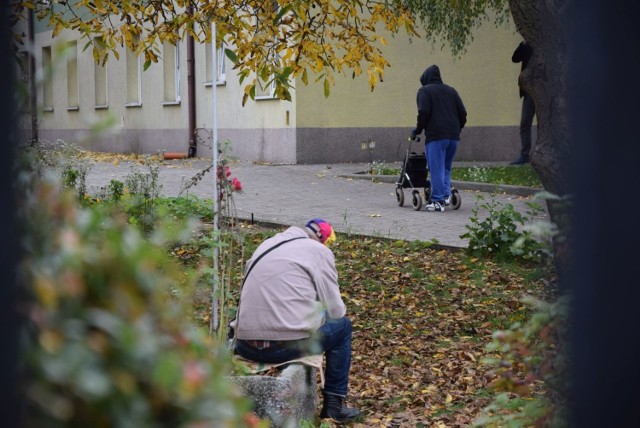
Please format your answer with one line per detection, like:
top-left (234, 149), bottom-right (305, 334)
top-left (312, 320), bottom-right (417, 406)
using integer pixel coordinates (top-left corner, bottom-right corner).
top-left (171, 223), bottom-right (555, 427)
top-left (338, 238), bottom-right (552, 427)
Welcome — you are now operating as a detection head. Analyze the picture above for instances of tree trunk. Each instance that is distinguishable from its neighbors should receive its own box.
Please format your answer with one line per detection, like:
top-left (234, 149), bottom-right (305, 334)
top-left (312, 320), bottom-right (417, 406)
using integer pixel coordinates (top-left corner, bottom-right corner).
top-left (508, 0), bottom-right (573, 284)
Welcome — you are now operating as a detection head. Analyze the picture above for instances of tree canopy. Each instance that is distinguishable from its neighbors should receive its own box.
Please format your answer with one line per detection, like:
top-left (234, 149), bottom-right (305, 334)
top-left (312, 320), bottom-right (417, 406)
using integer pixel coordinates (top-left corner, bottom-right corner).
top-left (12, 1), bottom-right (515, 104)
top-left (12, 0), bottom-right (422, 104)
top-left (400, 0), bottom-right (510, 55)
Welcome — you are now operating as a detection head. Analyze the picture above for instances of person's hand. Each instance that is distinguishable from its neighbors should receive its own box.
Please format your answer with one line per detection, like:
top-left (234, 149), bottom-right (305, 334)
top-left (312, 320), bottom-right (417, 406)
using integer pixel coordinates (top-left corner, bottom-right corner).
top-left (410, 128), bottom-right (418, 140)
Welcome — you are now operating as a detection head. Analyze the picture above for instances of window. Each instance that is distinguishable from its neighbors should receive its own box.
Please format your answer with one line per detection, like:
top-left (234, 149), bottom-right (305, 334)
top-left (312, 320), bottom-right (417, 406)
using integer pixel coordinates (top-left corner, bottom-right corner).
top-left (204, 41), bottom-right (226, 86)
top-left (126, 37), bottom-right (142, 106)
top-left (162, 41), bottom-right (180, 104)
top-left (255, 69), bottom-right (277, 100)
top-left (94, 38), bottom-right (108, 108)
top-left (42, 46), bottom-right (53, 111)
top-left (17, 51), bottom-right (30, 113)
top-left (66, 40), bottom-right (79, 110)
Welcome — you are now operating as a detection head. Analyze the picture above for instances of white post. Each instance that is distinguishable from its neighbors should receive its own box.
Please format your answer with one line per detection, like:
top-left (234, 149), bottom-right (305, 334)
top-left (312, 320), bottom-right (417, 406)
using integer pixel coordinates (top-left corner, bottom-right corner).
top-left (210, 21), bottom-right (220, 335)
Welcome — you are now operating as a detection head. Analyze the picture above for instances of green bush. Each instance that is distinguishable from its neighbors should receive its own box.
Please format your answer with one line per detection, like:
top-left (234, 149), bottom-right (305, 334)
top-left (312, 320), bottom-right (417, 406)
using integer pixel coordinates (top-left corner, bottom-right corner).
top-left (473, 295), bottom-right (571, 428)
top-left (461, 194), bottom-right (548, 263)
top-left (17, 172), bottom-right (254, 426)
top-left (157, 196), bottom-right (215, 223)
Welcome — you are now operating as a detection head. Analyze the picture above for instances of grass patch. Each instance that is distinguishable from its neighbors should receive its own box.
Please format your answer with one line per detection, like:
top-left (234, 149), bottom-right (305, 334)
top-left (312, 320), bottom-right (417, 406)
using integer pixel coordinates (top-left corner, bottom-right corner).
top-left (452, 165), bottom-right (542, 187)
top-left (371, 163), bottom-right (542, 187)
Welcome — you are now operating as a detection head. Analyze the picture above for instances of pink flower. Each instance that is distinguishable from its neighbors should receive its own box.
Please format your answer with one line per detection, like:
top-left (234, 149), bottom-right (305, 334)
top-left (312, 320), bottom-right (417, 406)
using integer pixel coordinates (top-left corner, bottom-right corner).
top-left (183, 361), bottom-right (206, 388)
top-left (231, 177), bottom-right (243, 192)
top-left (225, 165), bottom-right (231, 177)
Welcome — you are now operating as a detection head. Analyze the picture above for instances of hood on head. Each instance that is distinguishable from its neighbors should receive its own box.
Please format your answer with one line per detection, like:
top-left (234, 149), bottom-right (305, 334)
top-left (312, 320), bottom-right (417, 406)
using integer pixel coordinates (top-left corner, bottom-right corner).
top-left (420, 64), bottom-right (442, 85)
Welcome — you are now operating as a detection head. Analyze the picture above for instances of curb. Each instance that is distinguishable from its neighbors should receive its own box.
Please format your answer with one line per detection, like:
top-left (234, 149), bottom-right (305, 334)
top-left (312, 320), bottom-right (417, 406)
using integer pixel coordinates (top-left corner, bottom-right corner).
top-left (338, 173), bottom-right (543, 198)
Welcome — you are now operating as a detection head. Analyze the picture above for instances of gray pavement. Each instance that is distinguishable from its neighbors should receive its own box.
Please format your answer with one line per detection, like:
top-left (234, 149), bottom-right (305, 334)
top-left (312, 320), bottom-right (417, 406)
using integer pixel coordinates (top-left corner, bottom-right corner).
top-left (85, 158), bottom-right (548, 249)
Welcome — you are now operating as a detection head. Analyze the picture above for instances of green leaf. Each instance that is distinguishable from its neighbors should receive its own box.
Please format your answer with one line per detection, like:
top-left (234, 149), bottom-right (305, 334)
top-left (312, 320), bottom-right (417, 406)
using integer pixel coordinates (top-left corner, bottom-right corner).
top-left (153, 353), bottom-right (182, 389)
top-left (323, 78), bottom-right (330, 97)
top-left (224, 48), bottom-right (237, 64)
top-left (273, 4), bottom-right (291, 25)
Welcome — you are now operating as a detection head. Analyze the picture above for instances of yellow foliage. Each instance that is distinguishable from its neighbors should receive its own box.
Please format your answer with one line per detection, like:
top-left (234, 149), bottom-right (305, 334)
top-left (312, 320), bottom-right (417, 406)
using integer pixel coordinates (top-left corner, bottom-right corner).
top-left (19, 0), bottom-right (417, 103)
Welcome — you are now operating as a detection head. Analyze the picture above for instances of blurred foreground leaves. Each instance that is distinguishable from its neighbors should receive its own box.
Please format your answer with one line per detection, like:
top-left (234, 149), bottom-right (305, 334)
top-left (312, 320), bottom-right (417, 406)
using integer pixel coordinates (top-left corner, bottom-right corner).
top-left (18, 174), bottom-right (256, 426)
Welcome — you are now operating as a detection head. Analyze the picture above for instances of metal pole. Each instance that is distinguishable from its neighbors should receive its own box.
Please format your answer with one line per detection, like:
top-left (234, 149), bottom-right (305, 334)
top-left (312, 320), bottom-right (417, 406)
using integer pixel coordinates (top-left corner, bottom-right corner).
top-left (210, 21), bottom-right (220, 335)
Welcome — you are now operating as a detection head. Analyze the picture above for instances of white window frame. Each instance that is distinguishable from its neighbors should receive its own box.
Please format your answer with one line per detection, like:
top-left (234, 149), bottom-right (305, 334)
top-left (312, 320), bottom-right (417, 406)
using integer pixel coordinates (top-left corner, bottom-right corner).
top-left (66, 40), bottom-right (79, 111)
top-left (42, 45), bottom-right (54, 112)
top-left (125, 37), bottom-right (142, 107)
top-left (204, 41), bottom-right (226, 87)
top-left (162, 41), bottom-right (181, 105)
top-left (217, 42), bottom-right (226, 84)
top-left (93, 38), bottom-right (109, 109)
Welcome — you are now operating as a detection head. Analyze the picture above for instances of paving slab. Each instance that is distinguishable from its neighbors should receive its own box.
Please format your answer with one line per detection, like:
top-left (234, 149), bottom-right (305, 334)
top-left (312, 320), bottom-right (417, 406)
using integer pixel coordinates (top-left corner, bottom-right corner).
top-left (85, 159), bottom-right (548, 249)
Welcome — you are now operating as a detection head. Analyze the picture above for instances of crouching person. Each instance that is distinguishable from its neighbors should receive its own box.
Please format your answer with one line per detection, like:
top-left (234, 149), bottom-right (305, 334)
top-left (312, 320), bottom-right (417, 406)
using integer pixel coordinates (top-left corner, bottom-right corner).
top-left (231, 218), bottom-right (361, 423)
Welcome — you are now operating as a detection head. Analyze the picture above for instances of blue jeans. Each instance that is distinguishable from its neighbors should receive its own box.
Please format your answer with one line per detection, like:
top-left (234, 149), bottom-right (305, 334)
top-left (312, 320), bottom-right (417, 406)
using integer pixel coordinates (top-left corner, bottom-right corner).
top-left (426, 139), bottom-right (459, 203)
top-left (234, 317), bottom-right (353, 396)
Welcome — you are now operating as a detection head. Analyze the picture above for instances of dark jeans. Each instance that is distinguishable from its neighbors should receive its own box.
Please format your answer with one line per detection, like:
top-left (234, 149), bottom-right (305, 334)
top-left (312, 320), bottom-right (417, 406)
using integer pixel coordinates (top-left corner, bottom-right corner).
top-left (234, 317), bottom-right (353, 396)
top-left (520, 92), bottom-right (536, 158)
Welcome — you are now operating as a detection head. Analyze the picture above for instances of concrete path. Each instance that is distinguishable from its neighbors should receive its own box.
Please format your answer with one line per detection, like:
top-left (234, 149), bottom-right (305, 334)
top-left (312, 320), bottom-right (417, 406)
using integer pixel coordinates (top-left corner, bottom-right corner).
top-left (85, 159), bottom-right (548, 249)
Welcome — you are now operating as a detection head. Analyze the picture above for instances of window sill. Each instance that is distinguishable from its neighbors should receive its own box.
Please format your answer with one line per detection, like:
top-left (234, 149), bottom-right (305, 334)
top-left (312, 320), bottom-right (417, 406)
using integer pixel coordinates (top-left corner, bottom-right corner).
top-left (94, 104), bottom-right (109, 110)
top-left (125, 102), bottom-right (143, 108)
top-left (66, 106), bottom-right (79, 111)
top-left (204, 80), bottom-right (227, 87)
top-left (161, 100), bottom-right (181, 106)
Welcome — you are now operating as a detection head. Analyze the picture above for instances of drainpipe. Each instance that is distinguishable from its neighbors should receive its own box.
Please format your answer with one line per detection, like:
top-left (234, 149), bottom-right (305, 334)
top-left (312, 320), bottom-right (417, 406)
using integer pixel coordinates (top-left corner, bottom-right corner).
top-left (186, 6), bottom-right (197, 158)
top-left (28, 9), bottom-right (38, 145)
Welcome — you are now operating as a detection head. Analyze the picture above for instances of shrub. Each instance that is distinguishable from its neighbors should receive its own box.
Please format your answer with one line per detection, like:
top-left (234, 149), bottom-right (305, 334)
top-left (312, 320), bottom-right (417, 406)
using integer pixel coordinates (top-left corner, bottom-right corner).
top-left (473, 295), bottom-right (571, 428)
top-left (16, 171), bottom-right (255, 426)
top-left (122, 157), bottom-right (162, 234)
top-left (461, 194), bottom-right (548, 263)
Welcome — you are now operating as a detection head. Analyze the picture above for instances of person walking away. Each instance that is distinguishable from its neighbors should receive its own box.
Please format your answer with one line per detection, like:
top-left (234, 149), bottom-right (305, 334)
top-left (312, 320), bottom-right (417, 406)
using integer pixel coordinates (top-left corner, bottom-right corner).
top-left (510, 40), bottom-right (536, 165)
top-left (231, 218), bottom-right (361, 424)
top-left (411, 64), bottom-right (467, 212)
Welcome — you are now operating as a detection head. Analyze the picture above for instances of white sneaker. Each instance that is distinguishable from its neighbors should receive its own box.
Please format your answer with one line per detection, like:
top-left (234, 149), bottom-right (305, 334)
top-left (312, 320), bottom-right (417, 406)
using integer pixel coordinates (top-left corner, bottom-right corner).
top-left (444, 195), bottom-right (451, 206)
top-left (425, 201), bottom-right (445, 212)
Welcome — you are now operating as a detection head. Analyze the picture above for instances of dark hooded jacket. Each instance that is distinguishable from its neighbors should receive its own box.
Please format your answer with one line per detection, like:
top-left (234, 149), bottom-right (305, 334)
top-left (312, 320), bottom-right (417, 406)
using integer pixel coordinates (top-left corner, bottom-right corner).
top-left (415, 65), bottom-right (467, 143)
top-left (512, 41), bottom-right (533, 98)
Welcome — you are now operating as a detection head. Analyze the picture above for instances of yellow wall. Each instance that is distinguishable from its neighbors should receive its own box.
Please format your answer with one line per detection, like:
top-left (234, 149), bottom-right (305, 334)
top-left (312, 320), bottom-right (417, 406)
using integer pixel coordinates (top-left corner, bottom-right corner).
top-left (295, 19), bottom-right (523, 128)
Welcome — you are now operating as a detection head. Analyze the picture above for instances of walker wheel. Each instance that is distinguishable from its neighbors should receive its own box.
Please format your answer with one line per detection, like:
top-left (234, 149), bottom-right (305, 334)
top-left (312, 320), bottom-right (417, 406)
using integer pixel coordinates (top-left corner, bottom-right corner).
top-left (396, 188), bottom-right (404, 206)
top-left (451, 189), bottom-right (462, 210)
top-left (412, 190), bottom-right (423, 211)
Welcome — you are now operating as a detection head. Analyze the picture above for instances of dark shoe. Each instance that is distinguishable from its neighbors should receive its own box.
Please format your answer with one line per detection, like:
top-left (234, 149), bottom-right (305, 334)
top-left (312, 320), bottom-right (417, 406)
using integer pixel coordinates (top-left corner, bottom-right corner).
top-left (320, 391), bottom-right (361, 423)
top-left (510, 155), bottom-right (530, 165)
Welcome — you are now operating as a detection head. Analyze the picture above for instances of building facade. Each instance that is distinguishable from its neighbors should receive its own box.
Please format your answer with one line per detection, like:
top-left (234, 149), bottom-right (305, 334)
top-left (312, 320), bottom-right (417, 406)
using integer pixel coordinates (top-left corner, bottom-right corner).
top-left (20, 15), bottom-right (531, 164)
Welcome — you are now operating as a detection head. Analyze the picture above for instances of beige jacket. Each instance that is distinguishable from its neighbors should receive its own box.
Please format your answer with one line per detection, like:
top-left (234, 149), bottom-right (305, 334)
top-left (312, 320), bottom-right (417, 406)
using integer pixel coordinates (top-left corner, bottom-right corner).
top-left (233, 226), bottom-right (346, 341)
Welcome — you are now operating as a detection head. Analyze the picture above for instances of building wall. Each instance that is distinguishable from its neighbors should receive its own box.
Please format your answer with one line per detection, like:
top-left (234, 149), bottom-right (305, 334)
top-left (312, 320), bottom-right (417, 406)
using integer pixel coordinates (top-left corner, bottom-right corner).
top-left (295, 19), bottom-right (535, 163)
top-left (31, 27), bottom-right (298, 164)
top-left (27, 16), bottom-right (534, 164)
top-left (192, 41), bottom-right (297, 164)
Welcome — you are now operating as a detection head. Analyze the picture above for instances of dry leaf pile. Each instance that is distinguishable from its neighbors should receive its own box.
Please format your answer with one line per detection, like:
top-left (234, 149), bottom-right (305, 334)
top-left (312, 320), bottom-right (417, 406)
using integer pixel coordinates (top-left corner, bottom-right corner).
top-left (174, 222), bottom-right (554, 427)
top-left (334, 238), bottom-right (553, 427)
